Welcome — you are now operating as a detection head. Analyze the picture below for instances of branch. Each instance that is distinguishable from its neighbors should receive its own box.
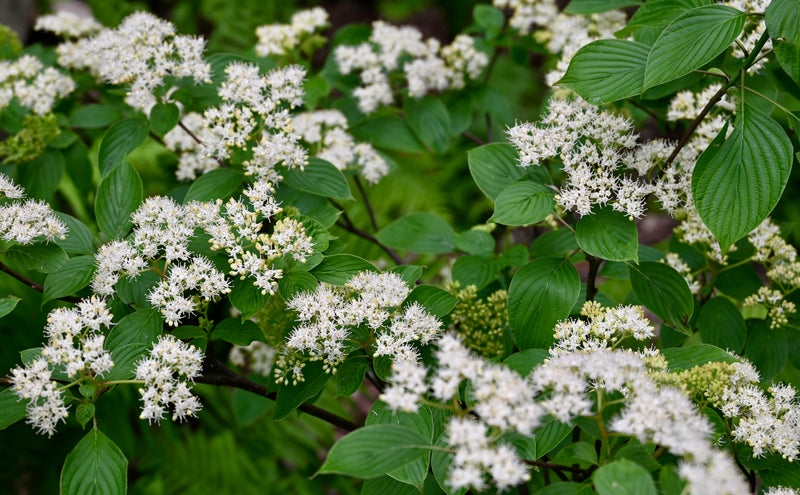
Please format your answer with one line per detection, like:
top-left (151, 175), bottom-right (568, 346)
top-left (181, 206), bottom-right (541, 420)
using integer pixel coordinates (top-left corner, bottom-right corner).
top-left (462, 131), bottom-right (485, 146)
top-left (0, 261), bottom-right (81, 304)
top-left (585, 255), bottom-right (602, 303)
top-left (353, 176), bottom-right (379, 232)
top-left (198, 357), bottom-right (361, 432)
top-left (329, 199), bottom-right (405, 265)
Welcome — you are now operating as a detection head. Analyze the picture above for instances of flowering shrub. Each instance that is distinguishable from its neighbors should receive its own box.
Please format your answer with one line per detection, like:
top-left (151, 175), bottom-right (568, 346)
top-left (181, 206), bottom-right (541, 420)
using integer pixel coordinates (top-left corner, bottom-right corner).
top-left (2, 1), bottom-right (800, 493)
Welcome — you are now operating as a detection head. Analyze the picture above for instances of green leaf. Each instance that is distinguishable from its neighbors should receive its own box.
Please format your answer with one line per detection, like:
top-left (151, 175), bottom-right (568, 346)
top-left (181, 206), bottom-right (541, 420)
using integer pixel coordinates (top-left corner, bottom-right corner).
top-left (2, 243), bottom-right (68, 274)
top-left (508, 257), bottom-right (581, 349)
top-left (183, 168), bottom-right (243, 203)
top-left (97, 116), bottom-right (150, 177)
top-left (361, 476), bottom-right (418, 495)
top-left (693, 106), bottom-right (793, 252)
top-left (336, 358), bottom-right (368, 397)
top-left (350, 116), bottom-right (425, 153)
top-left (0, 295), bottom-right (21, 318)
top-left (659, 466), bottom-right (686, 495)
top-left (0, 387), bottom-right (26, 430)
top-left (18, 149), bottom-right (65, 200)
top-left (404, 96), bottom-right (452, 154)
top-left (468, 143), bottom-right (527, 200)
top-left (70, 104), bottom-right (123, 129)
top-left (95, 162), bottom-right (143, 240)
top-left (317, 424), bottom-right (430, 478)
top-left (773, 40), bottom-right (800, 86)
top-left (628, 261), bottom-right (693, 333)
top-left (593, 459), bottom-right (657, 495)
top-left (211, 318), bottom-right (266, 346)
top-left (454, 230), bottom-right (495, 256)
top-left (53, 213), bottom-right (95, 255)
top-left (697, 297), bottom-right (746, 353)
top-left (746, 321), bottom-right (787, 381)
top-left (530, 229), bottom-right (578, 258)
top-left (714, 264), bottom-right (763, 300)
top-left (377, 212), bottom-right (456, 254)
top-left (564, 0), bottom-right (641, 14)
top-left (43, 255), bottom-right (95, 303)
top-left (278, 271), bottom-right (318, 300)
top-left (60, 427), bottom-right (127, 495)
top-left (282, 157), bottom-right (354, 200)
top-left (643, 5), bottom-right (747, 90)
top-left (503, 349), bottom-right (549, 377)
top-left (452, 255), bottom-right (498, 290)
top-left (534, 419), bottom-right (574, 458)
top-left (431, 433), bottom-right (467, 495)
top-left (617, 0), bottom-right (713, 36)
top-left (766, 0), bottom-right (800, 45)
top-left (473, 5), bottom-right (505, 38)
top-left (310, 254), bottom-right (376, 285)
top-left (75, 403), bottom-right (95, 430)
top-left (490, 180), bottom-right (555, 226)
top-left (274, 361), bottom-right (331, 419)
top-left (115, 270), bottom-right (160, 309)
top-left (389, 265), bottom-right (423, 286)
top-left (576, 207), bottom-right (638, 262)
top-left (404, 285), bottom-right (458, 318)
top-left (229, 278), bottom-right (270, 320)
top-left (149, 102), bottom-right (180, 137)
top-left (558, 40), bottom-right (649, 104)
top-left (662, 344), bottom-right (739, 370)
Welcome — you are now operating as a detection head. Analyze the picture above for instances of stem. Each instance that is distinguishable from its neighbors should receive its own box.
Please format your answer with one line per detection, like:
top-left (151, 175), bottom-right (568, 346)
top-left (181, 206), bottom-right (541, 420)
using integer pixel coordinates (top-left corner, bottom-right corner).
top-left (693, 69), bottom-right (730, 84)
top-left (171, 120), bottom-right (228, 169)
top-left (660, 31), bottom-right (770, 175)
top-left (739, 86), bottom-right (800, 125)
top-left (0, 261), bottom-right (82, 303)
top-left (353, 176), bottom-right (379, 233)
top-left (585, 255), bottom-right (602, 303)
top-left (329, 199), bottom-right (404, 265)
top-left (198, 356), bottom-right (361, 432)
top-left (462, 131), bottom-right (485, 146)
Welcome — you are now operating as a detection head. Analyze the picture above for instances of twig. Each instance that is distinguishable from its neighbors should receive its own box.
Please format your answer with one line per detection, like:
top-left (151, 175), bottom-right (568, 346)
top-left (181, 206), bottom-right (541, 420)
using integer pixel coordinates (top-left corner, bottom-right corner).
top-left (198, 357), bottom-right (361, 432)
top-left (585, 255), bottom-right (602, 303)
top-left (462, 131), bottom-right (485, 146)
top-left (173, 120), bottom-right (228, 169)
top-left (0, 261), bottom-right (81, 304)
top-left (329, 200), bottom-right (404, 265)
top-left (353, 176), bottom-right (379, 232)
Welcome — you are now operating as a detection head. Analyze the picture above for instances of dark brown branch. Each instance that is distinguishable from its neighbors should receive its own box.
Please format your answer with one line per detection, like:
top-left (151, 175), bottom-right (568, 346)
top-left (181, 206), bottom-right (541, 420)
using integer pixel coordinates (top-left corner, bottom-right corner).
top-left (198, 357), bottom-right (361, 432)
top-left (0, 261), bottom-right (81, 304)
top-left (329, 200), bottom-right (405, 265)
top-left (353, 176), bottom-right (379, 232)
top-left (585, 255), bottom-right (602, 303)
top-left (462, 131), bottom-right (485, 146)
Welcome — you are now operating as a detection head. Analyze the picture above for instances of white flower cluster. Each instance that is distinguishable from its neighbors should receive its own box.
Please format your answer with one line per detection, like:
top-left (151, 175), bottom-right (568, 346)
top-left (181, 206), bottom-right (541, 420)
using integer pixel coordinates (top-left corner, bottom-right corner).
top-left (10, 297), bottom-right (115, 436)
top-left (383, 306), bottom-right (755, 494)
top-left (93, 195), bottom-right (312, 325)
top-left (673, 207), bottom-right (732, 263)
top-left (749, 218), bottom-right (800, 288)
top-left (229, 341), bottom-right (277, 376)
top-left (162, 112), bottom-right (220, 180)
top-left (507, 97), bottom-right (652, 217)
top-left (493, 0), bottom-right (558, 35)
top-left (55, 11), bottom-right (210, 112)
top-left (765, 488), bottom-right (800, 495)
top-left (716, 362), bottom-right (800, 459)
top-left (277, 271), bottom-right (440, 383)
top-left (549, 301), bottom-right (655, 356)
top-left (134, 335), bottom-right (203, 424)
top-left (202, 62), bottom-right (307, 181)
top-left (335, 23), bottom-right (487, 113)
top-left (744, 286), bottom-right (796, 329)
top-left (34, 11), bottom-right (102, 38)
top-left (662, 253), bottom-right (701, 295)
top-left (255, 7), bottom-right (329, 57)
top-left (0, 54), bottom-right (75, 115)
top-left (0, 173), bottom-right (67, 244)
top-left (293, 110), bottom-right (389, 183)
top-left (725, 0), bottom-right (772, 72)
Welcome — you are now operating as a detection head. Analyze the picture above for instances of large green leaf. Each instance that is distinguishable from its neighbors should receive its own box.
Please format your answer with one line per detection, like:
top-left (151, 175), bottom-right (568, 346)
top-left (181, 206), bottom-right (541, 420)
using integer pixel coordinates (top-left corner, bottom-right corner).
top-left (18, 149), bottom-right (65, 201)
top-left (643, 5), bottom-right (747, 90)
top-left (274, 361), bottom-right (331, 420)
top-left (0, 387), bottom-right (26, 430)
top-left (403, 285), bottom-right (458, 318)
top-left (452, 255), bottom-right (498, 291)
top-left (317, 424), bottom-right (430, 479)
top-left (508, 257), bottom-right (581, 349)
top-left (746, 321), bottom-right (788, 381)
top-left (106, 309), bottom-right (163, 350)
top-left (43, 255), bottom-right (95, 303)
top-left (2, 243), bottom-right (68, 274)
top-left (60, 427), bottom-right (128, 495)
top-left (211, 318), bottom-right (266, 346)
top-left (593, 459), bottom-right (657, 495)
top-left (618, 0), bottom-right (713, 36)
top-left (70, 104), bottom-right (124, 129)
top-left (310, 254), bottom-right (376, 285)
top-left (697, 297), bottom-right (746, 353)
top-left (628, 262), bottom-right (693, 333)
top-left (95, 162), bottom-right (143, 240)
top-left (663, 344), bottom-right (739, 370)
top-left (404, 96), bottom-right (452, 154)
top-left (53, 213), bottom-right (95, 255)
top-left (490, 180), bottom-right (555, 226)
top-left (468, 143), bottom-right (527, 200)
top-left (766, 0), bottom-right (800, 85)
top-left (183, 168), bottom-right (243, 203)
top-left (229, 278), bottom-right (270, 320)
top-left (282, 157), bottom-right (354, 200)
top-left (149, 102), bottom-right (180, 137)
top-left (693, 106), bottom-right (793, 252)
top-left (564, 0), bottom-right (641, 14)
top-left (376, 212), bottom-right (456, 254)
top-left (98, 116), bottom-right (150, 177)
top-left (575, 207), bottom-right (639, 262)
top-left (558, 40), bottom-right (650, 104)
